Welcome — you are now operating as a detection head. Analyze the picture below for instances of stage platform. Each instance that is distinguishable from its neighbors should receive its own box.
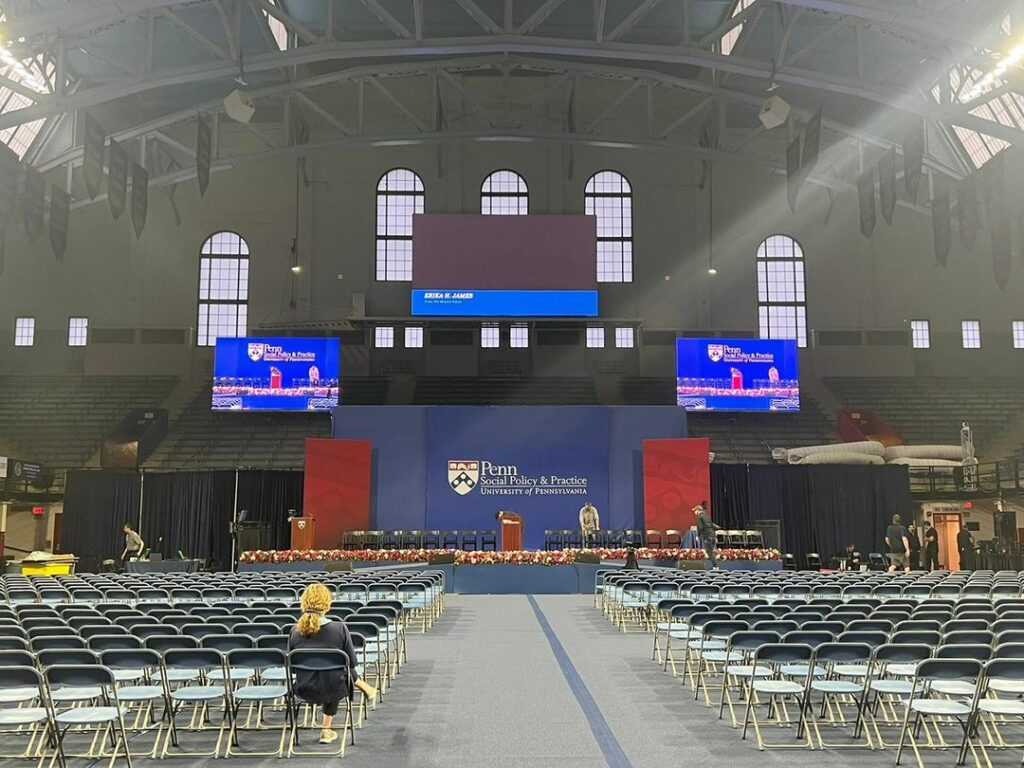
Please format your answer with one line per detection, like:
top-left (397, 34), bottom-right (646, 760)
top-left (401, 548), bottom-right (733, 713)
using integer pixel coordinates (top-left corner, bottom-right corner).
top-left (237, 558), bottom-right (781, 593)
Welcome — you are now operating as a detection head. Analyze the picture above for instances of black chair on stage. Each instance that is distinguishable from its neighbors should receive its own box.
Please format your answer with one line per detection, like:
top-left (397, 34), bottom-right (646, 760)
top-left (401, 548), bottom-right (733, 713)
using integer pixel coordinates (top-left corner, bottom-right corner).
top-left (480, 530), bottom-right (497, 551)
top-left (599, 529), bottom-right (623, 548)
top-left (544, 530), bottom-right (561, 551)
top-left (805, 552), bottom-right (822, 571)
top-left (364, 530), bottom-right (383, 550)
top-left (664, 530), bottom-right (683, 549)
top-left (623, 530), bottom-right (645, 548)
top-left (646, 530), bottom-right (665, 549)
top-left (382, 531), bottom-right (402, 550)
top-left (402, 530), bottom-right (424, 549)
top-left (561, 530), bottom-right (581, 550)
top-left (342, 531), bottom-right (365, 549)
top-left (441, 531), bottom-right (460, 550)
top-left (461, 531), bottom-right (479, 551)
top-left (422, 530), bottom-right (441, 550)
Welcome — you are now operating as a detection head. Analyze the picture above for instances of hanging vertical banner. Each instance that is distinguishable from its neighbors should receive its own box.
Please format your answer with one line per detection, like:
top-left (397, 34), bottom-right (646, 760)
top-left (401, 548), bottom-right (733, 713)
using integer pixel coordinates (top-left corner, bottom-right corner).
top-left (800, 107), bottom-right (822, 181)
top-left (107, 138), bottom-right (128, 220)
top-left (81, 113), bottom-right (106, 200)
top-left (857, 167), bottom-right (876, 238)
top-left (0, 146), bottom-right (18, 229)
top-left (932, 191), bottom-right (951, 267)
top-left (903, 120), bottom-right (924, 200)
top-left (130, 162), bottom-right (148, 238)
top-left (23, 167), bottom-right (45, 239)
top-left (786, 136), bottom-right (801, 212)
top-left (878, 146), bottom-right (897, 225)
top-left (984, 154), bottom-right (1010, 290)
top-left (196, 114), bottom-right (211, 197)
top-left (49, 185), bottom-right (70, 260)
top-left (956, 174), bottom-right (979, 249)
top-left (697, 111), bottom-right (718, 190)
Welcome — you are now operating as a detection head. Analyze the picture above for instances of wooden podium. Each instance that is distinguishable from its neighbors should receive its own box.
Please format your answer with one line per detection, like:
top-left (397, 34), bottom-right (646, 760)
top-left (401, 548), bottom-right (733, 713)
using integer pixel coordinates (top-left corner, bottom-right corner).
top-left (290, 516), bottom-right (315, 550)
top-left (498, 511), bottom-right (523, 551)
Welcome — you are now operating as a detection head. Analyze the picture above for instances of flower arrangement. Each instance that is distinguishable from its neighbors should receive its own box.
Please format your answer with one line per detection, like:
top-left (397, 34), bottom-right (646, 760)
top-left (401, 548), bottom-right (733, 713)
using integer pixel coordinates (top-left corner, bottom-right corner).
top-left (238, 547), bottom-right (781, 565)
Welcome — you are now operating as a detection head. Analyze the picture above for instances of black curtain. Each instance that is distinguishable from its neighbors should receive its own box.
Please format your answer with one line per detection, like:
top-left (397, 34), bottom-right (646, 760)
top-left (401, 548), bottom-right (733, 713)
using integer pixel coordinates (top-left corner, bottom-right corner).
top-left (236, 470), bottom-right (304, 551)
top-left (710, 464), bottom-right (912, 561)
top-left (710, 464), bottom-right (751, 530)
top-left (61, 470), bottom-right (141, 571)
top-left (141, 471), bottom-right (235, 568)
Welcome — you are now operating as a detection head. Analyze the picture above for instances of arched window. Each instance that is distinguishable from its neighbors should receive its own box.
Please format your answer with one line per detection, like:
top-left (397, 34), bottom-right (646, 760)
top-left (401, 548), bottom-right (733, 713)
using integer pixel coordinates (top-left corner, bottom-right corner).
top-left (376, 168), bottom-right (424, 281)
top-left (481, 170), bottom-right (528, 215)
top-left (197, 231), bottom-right (249, 347)
top-left (585, 170), bottom-right (633, 283)
top-left (756, 234), bottom-right (807, 348)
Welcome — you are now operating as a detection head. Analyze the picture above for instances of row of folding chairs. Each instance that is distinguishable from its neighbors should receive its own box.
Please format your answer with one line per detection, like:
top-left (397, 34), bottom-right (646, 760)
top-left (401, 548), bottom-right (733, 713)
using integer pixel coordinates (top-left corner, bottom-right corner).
top-left (601, 586), bottom-right (1024, 764)
top-left (0, 645), bottom-right (390, 763)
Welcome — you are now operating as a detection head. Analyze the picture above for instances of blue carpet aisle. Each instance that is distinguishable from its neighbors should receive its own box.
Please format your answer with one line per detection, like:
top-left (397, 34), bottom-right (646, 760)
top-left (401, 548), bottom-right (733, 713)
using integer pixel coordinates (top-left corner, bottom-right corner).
top-left (260, 595), bottom-right (895, 768)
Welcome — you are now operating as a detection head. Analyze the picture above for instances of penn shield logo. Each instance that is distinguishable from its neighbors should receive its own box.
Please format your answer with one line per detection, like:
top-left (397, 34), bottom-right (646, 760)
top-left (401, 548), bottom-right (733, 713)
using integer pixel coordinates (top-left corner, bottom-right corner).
top-left (247, 343), bottom-right (265, 361)
top-left (707, 344), bottom-right (724, 362)
top-left (448, 460), bottom-right (479, 495)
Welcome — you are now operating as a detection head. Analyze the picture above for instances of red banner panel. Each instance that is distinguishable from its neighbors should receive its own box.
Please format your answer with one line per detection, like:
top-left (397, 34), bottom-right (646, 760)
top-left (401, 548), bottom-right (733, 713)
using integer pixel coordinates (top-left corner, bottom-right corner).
top-left (303, 438), bottom-right (372, 549)
top-left (643, 438), bottom-right (711, 532)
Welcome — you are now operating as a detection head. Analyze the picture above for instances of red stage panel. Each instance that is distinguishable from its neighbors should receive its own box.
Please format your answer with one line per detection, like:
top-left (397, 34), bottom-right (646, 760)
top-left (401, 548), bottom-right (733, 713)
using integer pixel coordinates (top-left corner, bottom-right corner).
top-left (303, 438), bottom-right (372, 549)
top-left (643, 438), bottom-right (711, 531)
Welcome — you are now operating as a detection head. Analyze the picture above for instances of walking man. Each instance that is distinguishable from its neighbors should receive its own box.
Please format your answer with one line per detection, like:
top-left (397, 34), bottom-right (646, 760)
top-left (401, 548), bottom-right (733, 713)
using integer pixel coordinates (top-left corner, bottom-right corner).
top-left (694, 501), bottom-right (720, 570)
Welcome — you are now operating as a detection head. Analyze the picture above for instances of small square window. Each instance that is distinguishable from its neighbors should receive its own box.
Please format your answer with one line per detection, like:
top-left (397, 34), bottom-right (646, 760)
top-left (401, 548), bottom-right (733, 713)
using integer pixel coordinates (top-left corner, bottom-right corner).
top-left (481, 323), bottom-right (500, 348)
top-left (374, 326), bottom-right (394, 348)
top-left (1013, 321), bottom-right (1024, 349)
top-left (910, 320), bottom-right (930, 349)
top-left (68, 317), bottom-right (88, 347)
top-left (14, 317), bottom-right (34, 347)
top-left (961, 320), bottom-right (981, 349)
top-left (615, 327), bottom-right (635, 348)
top-left (586, 326), bottom-right (605, 348)
top-left (404, 327), bottom-right (423, 348)
top-left (510, 323), bottom-right (529, 348)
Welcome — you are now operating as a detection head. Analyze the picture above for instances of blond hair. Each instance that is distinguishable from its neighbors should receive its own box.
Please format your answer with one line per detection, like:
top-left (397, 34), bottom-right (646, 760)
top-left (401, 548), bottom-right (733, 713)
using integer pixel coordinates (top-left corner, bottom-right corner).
top-left (296, 582), bottom-right (332, 638)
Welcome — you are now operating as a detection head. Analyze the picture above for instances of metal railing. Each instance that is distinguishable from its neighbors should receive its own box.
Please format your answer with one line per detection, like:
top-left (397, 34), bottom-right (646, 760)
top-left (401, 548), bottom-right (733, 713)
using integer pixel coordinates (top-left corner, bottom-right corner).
top-left (907, 458), bottom-right (1024, 498)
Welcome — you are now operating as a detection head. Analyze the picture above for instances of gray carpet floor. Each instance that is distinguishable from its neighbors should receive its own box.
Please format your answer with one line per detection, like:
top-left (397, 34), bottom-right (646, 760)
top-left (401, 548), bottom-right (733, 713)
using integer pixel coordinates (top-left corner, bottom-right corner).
top-left (160, 595), bottom-right (1000, 767)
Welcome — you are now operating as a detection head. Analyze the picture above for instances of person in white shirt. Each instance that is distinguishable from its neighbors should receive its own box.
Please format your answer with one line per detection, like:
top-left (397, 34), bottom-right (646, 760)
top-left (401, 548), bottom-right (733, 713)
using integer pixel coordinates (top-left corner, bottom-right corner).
top-left (579, 502), bottom-right (600, 547)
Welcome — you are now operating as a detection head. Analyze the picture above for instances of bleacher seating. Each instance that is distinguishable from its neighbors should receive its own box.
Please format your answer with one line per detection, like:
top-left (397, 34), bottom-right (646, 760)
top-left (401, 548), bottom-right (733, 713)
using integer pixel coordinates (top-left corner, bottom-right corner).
top-left (826, 377), bottom-right (1024, 456)
top-left (620, 377), bottom-right (834, 463)
top-left (0, 376), bottom-right (177, 469)
top-left (146, 377), bottom-right (388, 469)
top-left (412, 377), bottom-right (598, 405)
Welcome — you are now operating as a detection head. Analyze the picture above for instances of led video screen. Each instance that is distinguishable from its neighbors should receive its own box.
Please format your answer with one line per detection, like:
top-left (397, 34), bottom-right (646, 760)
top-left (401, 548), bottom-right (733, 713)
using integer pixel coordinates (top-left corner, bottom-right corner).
top-left (676, 338), bottom-right (799, 412)
top-left (212, 337), bottom-right (339, 411)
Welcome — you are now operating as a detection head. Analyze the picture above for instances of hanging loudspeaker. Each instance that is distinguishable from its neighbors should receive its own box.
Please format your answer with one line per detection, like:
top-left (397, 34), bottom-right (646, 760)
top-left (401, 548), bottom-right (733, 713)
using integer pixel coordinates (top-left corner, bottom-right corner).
top-left (223, 89), bottom-right (256, 123)
top-left (758, 95), bottom-right (790, 129)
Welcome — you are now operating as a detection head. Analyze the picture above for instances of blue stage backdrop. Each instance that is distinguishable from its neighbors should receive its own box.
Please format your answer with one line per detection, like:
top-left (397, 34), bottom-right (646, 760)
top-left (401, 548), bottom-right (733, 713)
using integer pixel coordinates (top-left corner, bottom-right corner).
top-left (331, 406), bottom-right (686, 547)
top-left (426, 407), bottom-right (608, 549)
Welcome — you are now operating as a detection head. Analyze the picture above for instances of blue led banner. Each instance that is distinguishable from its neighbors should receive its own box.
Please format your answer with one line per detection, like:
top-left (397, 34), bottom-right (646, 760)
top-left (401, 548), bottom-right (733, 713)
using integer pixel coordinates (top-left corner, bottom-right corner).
top-left (411, 289), bottom-right (598, 317)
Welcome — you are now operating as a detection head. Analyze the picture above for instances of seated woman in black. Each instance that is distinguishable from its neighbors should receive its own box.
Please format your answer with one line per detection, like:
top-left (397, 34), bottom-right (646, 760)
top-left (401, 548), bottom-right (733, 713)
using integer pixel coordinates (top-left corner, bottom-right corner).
top-left (287, 582), bottom-right (377, 744)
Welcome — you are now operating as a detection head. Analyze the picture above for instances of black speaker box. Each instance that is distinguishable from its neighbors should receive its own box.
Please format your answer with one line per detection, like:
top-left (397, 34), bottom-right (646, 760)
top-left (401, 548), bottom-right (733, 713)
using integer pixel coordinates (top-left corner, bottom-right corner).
top-left (428, 552), bottom-right (456, 565)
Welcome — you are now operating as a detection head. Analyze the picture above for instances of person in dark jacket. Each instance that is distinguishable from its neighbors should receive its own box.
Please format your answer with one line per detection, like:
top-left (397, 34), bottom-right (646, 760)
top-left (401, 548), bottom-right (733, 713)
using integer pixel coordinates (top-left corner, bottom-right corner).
top-left (957, 528), bottom-right (975, 570)
top-left (694, 501), bottom-right (720, 570)
top-left (906, 522), bottom-right (922, 570)
top-left (288, 583), bottom-right (377, 744)
top-left (923, 524), bottom-right (940, 570)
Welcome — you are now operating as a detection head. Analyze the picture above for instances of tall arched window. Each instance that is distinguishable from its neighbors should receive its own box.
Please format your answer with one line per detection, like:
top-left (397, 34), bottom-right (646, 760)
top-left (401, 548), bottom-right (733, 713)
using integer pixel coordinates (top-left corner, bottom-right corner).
top-left (197, 231), bottom-right (249, 347)
top-left (585, 170), bottom-right (633, 283)
top-left (756, 234), bottom-right (807, 348)
top-left (376, 168), bottom-right (424, 281)
top-left (481, 170), bottom-right (528, 215)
